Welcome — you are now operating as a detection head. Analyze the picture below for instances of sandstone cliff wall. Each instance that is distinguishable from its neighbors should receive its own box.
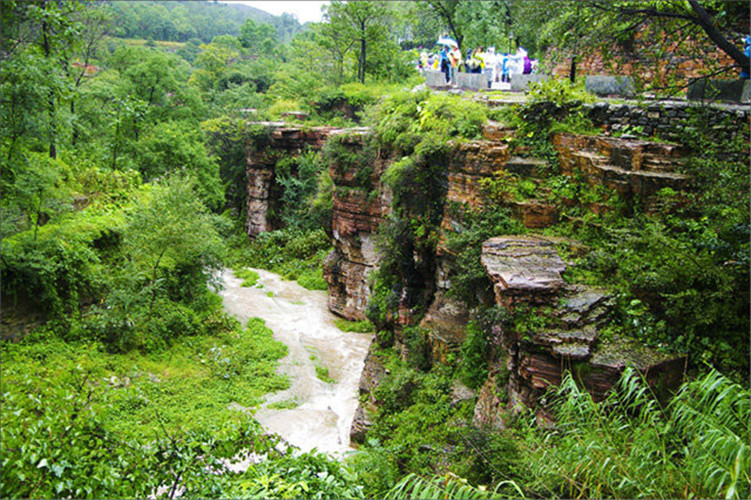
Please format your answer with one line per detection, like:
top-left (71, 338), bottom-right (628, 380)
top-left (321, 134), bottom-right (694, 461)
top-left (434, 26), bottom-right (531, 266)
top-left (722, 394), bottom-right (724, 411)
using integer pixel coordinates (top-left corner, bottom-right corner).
top-left (245, 124), bottom-right (336, 237)
top-left (242, 105), bottom-right (701, 440)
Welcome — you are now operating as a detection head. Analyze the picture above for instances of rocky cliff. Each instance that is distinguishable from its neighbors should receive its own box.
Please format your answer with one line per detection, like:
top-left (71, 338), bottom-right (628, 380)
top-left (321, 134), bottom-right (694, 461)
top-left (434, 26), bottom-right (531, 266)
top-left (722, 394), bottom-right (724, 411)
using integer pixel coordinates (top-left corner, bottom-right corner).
top-left (245, 124), bottom-right (336, 237)
top-left (477, 236), bottom-right (684, 425)
top-left (322, 130), bottom-right (389, 321)
top-left (242, 109), bottom-right (694, 439)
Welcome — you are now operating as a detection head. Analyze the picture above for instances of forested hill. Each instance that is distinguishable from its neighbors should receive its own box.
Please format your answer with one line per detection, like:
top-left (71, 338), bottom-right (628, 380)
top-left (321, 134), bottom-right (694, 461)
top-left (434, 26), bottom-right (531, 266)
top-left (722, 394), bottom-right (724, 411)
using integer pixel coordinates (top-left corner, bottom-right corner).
top-left (108, 1), bottom-right (303, 43)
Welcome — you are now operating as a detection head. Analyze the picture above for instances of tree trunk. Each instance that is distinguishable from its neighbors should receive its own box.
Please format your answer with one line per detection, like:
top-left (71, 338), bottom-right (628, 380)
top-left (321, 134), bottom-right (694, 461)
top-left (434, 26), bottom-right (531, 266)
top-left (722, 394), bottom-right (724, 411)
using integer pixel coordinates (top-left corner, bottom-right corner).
top-left (686, 0), bottom-right (749, 74)
top-left (112, 121), bottom-right (120, 170)
top-left (42, 15), bottom-right (57, 159)
top-left (360, 36), bottom-right (366, 83)
top-left (71, 99), bottom-right (78, 146)
top-left (569, 57), bottom-right (576, 83)
top-left (48, 93), bottom-right (57, 159)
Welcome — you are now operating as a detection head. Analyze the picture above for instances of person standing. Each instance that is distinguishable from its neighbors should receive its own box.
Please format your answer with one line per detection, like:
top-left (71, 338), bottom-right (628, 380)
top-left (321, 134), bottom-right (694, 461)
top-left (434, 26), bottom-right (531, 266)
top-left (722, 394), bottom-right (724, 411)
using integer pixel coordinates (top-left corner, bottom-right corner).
top-left (501, 53), bottom-right (510, 83)
top-left (450, 45), bottom-right (462, 82)
top-left (440, 45), bottom-right (450, 83)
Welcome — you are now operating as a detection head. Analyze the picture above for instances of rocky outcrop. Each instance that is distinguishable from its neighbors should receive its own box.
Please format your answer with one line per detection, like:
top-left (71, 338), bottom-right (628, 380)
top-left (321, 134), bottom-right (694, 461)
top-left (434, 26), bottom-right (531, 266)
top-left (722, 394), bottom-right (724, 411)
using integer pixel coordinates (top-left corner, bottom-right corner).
top-left (481, 236), bottom-right (567, 308)
top-left (553, 133), bottom-right (688, 208)
top-left (323, 130), bottom-right (388, 321)
top-left (245, 125), bottom-right (337, 237)
top-left (350, 346), bottom-right (387, 445)
top-left (479, 235), bottom-right (685, 417)
top-left (471, 356), bottom-right (510, 430)
top-left (420, 291), bottom-right (470, 363)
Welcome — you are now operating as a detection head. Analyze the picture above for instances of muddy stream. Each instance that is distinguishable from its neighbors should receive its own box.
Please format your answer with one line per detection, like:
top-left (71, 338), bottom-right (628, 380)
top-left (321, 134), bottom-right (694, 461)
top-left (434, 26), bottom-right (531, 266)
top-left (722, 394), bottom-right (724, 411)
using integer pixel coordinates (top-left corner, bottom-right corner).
top-left (219, 268), bottom-right (373, 455)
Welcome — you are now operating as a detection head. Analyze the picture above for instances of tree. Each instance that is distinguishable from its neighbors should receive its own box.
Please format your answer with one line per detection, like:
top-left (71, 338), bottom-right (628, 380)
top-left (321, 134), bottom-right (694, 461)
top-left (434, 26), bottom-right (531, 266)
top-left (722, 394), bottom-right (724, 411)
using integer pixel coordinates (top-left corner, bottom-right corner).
top-left (325, 0), bottom-right (389, 84)
top-left (426, 0), bottom-right (465, 48)
top-left (239, 18), bottom-right (277, 57)
top-left (314, 18), bottom-right (356, 86)
top-left (1, 0), bottom-right (84, 159)
top-left (123, 175), bottom-right (224, 316)
top-left (66, 2), bottom-right (111, 146)
top-left (137, 121), bottom-right (223, 210)
top-left (596, 0), bottom-right (750, 75)
top-left (509, 0), bottom-right (750, 83)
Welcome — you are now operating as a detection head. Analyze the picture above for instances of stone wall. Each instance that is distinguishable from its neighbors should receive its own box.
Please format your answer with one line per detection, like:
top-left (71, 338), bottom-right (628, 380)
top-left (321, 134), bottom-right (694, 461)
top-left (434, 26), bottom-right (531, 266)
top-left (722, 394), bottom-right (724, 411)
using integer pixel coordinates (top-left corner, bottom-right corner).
top-left (583, 101), bottom-right (750, 140)
top-left (548, 27), bottom-right (739, 88)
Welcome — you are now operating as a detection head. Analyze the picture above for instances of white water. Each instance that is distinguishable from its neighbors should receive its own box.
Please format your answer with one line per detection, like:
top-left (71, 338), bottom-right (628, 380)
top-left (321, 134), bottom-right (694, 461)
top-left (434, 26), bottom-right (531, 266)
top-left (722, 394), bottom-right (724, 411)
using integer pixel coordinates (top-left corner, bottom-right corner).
top-left (219, 268), bottom-right (373, 455)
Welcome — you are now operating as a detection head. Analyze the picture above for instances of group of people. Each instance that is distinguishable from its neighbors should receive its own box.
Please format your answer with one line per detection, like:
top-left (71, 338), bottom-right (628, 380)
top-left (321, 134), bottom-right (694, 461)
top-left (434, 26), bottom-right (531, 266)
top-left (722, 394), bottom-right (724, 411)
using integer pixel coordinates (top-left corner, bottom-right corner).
top-left (418, 43), bottom-right (537, 88)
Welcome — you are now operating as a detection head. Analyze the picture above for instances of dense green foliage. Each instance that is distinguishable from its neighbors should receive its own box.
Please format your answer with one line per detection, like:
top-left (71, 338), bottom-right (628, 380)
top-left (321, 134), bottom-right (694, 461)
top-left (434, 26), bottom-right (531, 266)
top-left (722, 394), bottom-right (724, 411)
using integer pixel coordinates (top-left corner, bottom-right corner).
top-left (521, 368), bottom-right (750, 499)
top-left (2, 2), bottom-right (749, 499)
top-left (366, 91), bottom-right (489, 335)
top-left (373, 368), bottom-right (750, 500)
top-left (107, 1), bottom-right (295, 43)
top-left (231, 229), bottom-right (331, 292)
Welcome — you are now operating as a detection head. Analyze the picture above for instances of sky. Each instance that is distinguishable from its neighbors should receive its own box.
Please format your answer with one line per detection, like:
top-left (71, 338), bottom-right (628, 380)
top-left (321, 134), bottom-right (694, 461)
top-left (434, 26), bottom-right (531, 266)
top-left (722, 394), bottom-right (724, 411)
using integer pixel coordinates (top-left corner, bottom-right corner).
top-left (227, 1), bottom-right (329, 24)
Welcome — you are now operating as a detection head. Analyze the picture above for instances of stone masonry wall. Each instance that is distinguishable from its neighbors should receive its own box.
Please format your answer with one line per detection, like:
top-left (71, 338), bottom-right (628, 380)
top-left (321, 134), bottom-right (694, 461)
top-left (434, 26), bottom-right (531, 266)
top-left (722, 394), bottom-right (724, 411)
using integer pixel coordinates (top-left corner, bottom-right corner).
top-left (584, 101), bottom-right (750, 140)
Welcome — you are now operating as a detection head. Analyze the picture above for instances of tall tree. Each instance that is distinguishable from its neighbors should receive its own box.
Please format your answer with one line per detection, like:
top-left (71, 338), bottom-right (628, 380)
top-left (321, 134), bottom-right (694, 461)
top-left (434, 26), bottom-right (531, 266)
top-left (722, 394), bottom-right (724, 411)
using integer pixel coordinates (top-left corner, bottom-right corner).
top-left (510, 0), bottom-right (750, 81)
top-left (325, 0), bottom-right (388, 84)
top-left (66, 2), bottom-right (111, 146)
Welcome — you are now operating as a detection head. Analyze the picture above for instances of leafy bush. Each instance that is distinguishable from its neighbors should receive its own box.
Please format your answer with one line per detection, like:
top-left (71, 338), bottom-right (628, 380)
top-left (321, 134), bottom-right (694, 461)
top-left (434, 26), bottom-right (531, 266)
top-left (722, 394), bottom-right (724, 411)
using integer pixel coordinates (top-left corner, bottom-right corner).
top-left (334, 318), bottom-right (375, 333)
top-left (232, 228), bottom-right (331, 291)
top-left (457, 321), bottom-right (488, 390)
top-left (519, 368), bottom-right (750, 499)
top-left (444, 206), bottom-right (524, 307)
top-left (526, 77), bottom-right (595, 106)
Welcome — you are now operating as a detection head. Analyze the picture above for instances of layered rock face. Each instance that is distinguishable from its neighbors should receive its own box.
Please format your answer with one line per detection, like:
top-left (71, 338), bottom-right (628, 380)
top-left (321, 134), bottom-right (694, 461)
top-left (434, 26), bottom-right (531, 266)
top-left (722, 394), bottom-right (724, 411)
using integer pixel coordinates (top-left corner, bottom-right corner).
top-left (242, 118), bottom-right (692, 441)
top-left (350, 347), bottom-right (387, 444)
top-left (322, 130), bottom-right (389, 321)
top-left (245, 124), bottom-right (336, 237)
top-left (553, 133), bottom-right (688, 208)
top-left (477, 235), bottom-right (685, 425)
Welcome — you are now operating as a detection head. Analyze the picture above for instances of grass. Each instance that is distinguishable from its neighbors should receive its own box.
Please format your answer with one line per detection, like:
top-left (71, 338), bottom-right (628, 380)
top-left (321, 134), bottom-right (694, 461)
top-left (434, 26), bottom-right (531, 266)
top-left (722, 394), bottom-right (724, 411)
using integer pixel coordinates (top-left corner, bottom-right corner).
top-left (334, 318), bottom-right (375, 333)
top-left (267, 397), bottom-right (300, 410)
top-left (266, 291), bottom-right (274, 298)
top-left (309, 355), bottom-right (336, 384)
top-left (0, 316), bottom-right (289, 441)
top-left (234, 268), bottom-right (260, 287)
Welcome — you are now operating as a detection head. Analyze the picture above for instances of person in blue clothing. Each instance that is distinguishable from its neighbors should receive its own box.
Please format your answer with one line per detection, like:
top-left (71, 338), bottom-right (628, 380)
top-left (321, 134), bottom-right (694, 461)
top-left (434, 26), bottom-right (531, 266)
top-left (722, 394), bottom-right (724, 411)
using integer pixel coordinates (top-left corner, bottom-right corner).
top-left (741, 36), bottom-right (750, 79)
top-left (440, 45), bottom-right (450, 83)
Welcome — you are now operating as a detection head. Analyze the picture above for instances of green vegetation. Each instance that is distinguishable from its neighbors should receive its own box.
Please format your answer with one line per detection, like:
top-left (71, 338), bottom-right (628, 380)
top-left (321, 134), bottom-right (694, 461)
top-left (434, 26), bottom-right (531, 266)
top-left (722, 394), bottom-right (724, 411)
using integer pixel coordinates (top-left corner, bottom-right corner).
top-left (2, 1), bottom-right (749, 498)
top-left (234, 268), bottom-right (260, 287)
top-left (519, 368), bottom-right (749, 499)
top-left (267, 397), bottom-right (300, 410)
top-left (230, 228), bottom-right (331, 292)
top-left (309, 355), bottom-right (336, 384)
top-left (1, 316), bottom-right (292, 498)
top-left (366, 91), bottom-right (490, 335)
top-left (334, 318), bottom-right (376, 333)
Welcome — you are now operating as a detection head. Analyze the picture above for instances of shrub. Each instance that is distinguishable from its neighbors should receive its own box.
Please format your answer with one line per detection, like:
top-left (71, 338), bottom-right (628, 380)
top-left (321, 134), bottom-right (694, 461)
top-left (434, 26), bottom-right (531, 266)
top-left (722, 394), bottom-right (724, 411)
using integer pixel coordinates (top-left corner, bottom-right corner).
top-left (519, 368), bottom-right (750, 499)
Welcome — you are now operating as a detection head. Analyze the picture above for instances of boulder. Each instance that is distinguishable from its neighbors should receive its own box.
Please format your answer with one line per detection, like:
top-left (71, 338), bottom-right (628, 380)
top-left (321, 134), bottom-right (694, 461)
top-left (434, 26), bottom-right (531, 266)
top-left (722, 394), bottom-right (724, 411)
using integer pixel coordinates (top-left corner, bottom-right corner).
top-left (585, 75), bottom-right (635, 97)
top-left (481, 236), bottom-right (566, 307)
top-left (687, 78), bottom-right (751, 104)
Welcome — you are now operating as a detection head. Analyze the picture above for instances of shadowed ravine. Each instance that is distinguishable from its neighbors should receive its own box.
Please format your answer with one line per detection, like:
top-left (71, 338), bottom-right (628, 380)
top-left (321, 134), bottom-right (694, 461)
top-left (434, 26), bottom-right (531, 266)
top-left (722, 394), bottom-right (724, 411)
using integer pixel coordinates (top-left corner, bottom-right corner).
top-left (219, 268), bottom-right (373, 455)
